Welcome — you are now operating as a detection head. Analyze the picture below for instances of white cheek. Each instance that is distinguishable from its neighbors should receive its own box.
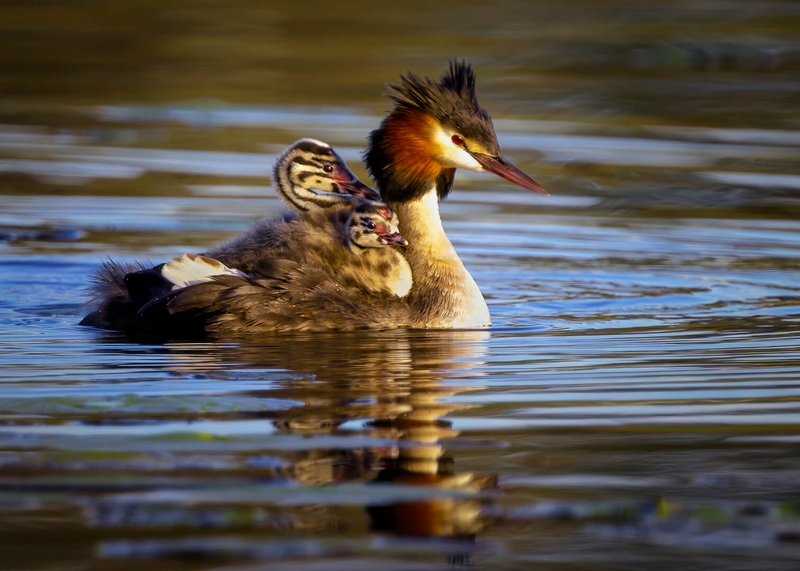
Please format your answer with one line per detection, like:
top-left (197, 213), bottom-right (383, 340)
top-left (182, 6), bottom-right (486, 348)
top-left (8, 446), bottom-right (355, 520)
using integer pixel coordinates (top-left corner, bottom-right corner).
top-left (431, 127), bottom-right (484, 171)
top-left (448, 146), bottom-right (484, 171)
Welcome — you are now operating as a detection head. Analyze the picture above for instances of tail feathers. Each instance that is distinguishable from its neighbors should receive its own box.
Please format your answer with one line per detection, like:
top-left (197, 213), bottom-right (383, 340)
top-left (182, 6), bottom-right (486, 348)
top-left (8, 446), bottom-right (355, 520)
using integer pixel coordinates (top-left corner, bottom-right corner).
top-left (85, 258), bottom-right (151, 303)
top-left (80, 258), bottom-right (152, 330)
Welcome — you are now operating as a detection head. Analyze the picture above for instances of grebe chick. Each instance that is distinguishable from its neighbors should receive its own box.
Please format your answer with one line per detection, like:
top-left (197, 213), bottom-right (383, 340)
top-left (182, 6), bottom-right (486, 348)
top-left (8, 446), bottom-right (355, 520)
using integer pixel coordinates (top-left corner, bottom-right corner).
top-left (274, 137), bottom-right (381, 211)
top-left (346, 201), bottom-right (408, 250)
top-left (336, 200), bottom-right (411, 297)
top-left (208, 138), bottom-right (380, 271)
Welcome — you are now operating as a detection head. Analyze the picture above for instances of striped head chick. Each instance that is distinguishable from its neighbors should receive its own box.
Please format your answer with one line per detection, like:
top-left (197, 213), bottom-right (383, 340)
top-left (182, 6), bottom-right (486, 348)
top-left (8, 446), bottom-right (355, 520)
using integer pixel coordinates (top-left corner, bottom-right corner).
top-left (365, 60), bottom-right (548, 203)
top-left (343, 201), bottom-right (412, 298)
top-left (273, 138), bottom-right (381, 213)
top-left (346, 201), bottom-right (408, 253)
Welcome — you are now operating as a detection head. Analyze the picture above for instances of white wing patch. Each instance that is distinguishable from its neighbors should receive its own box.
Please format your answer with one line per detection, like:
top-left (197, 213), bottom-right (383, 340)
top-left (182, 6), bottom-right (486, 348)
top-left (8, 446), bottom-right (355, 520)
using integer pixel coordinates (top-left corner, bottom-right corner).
top-left (161, 254), bottom-right (247, 290)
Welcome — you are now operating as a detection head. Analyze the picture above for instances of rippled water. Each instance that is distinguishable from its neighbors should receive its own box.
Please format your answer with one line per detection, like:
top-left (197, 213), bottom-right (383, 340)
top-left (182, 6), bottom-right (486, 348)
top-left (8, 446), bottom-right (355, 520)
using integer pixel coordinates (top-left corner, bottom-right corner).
top-left (2, 1), bottom-right (800, 569)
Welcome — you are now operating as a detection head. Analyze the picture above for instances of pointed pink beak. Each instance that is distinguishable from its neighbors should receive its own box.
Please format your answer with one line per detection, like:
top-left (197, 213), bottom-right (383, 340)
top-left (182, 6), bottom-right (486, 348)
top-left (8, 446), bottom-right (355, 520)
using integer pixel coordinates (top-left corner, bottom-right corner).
top-left (471, 153), bottom-right (548, 195)
top-left (339, 178), bottom-right (382, 201)
top-left (379, 232), bottom-right (408, 247)
top-left (334, 166), bottom-right (382, 201)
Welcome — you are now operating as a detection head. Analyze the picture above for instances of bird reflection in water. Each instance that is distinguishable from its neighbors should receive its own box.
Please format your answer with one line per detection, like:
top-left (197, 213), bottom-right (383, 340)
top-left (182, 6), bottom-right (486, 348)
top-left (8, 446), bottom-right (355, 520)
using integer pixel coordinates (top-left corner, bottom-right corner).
top-left (366, 336), bottom-right (490, 550)
top-left (153, 328), bottom-right (494, 563)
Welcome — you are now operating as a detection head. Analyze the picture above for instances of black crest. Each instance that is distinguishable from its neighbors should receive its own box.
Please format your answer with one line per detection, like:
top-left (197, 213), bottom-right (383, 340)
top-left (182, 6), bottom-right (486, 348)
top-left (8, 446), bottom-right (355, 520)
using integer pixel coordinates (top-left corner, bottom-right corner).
top-left (384, 60), bottom-right (490, 134)
top-left (365, 60), bottom-right (499, 203)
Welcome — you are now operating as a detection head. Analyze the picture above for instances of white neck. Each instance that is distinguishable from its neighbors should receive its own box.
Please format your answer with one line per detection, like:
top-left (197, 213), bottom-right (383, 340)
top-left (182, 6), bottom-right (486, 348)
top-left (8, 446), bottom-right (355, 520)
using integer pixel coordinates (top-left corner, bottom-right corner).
top-left (390, 188), bottom-right (491, 328)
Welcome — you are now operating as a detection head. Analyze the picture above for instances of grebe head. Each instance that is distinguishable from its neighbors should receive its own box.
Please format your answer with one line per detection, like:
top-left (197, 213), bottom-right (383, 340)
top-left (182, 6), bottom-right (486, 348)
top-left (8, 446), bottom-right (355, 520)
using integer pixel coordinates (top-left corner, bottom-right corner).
top-left (365, 60), bottom-right (547, 202)
top-left (347, 201), bottom-right (408, 252)
top-left (274, 138), bottom-right (381, 212)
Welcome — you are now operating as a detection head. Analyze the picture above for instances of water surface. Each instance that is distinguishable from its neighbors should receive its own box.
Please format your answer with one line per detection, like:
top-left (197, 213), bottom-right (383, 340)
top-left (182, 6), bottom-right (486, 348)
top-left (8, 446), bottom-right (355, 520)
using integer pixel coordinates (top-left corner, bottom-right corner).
top-left (1, 1), bottom-right (799, 569)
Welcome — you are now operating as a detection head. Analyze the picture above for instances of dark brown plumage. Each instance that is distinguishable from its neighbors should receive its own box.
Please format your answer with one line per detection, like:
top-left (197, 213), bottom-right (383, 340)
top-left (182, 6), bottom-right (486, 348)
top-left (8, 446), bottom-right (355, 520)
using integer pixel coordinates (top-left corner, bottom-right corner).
top-left (117, 200), bottom-right (413, 337)
top-left (81, 141), bottom-right (412, 337)
top-left (139, 261), bottom-right (411, 337)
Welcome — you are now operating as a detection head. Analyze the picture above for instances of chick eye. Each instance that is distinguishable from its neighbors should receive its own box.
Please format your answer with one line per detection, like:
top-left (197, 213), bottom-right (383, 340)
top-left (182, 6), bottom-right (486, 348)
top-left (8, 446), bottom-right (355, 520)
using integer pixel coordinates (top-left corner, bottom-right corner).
top-left (323, 164), bottom-right (334, 173)
top-left (451, 134), bottom-right (464, 146)
top-left (365, 220), bottom-right (377, 230)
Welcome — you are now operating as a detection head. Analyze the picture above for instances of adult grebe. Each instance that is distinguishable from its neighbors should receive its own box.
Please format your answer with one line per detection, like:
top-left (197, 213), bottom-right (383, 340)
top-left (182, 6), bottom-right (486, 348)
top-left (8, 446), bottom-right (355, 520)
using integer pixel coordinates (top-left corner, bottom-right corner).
top-left (364, 60), bottom-right (546, 328)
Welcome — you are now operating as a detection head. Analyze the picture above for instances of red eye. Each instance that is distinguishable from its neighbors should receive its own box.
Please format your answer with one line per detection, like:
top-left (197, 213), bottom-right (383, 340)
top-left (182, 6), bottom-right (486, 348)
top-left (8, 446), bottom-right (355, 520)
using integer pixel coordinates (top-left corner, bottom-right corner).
top-left (451, 135), bottom-right (464, 146)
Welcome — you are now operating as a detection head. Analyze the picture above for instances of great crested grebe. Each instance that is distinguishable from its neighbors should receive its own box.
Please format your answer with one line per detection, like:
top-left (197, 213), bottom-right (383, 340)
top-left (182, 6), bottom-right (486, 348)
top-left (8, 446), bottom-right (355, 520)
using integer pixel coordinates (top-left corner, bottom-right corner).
top-left (80, 140), bottom-right (405, 333)
top-left (81, 62), bottom-right (546, 336)
top-left (365, 60), bottom-right (546, 328)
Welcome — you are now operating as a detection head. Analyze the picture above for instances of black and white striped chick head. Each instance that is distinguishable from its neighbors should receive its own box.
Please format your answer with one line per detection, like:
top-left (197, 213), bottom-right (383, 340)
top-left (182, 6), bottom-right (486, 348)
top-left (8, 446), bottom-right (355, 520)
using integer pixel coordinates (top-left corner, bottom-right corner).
top-left (273, 138), bottom-right (381, 212)
top-left (347, 202), bottom-right (407, 253)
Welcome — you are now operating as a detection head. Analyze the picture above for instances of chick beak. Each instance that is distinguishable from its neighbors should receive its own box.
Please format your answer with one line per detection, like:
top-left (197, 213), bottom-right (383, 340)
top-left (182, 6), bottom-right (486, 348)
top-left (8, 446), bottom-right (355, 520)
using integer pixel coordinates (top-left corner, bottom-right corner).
top-left (335, 167), bottom-right (382, 201)
top-left (380, 232), bottom-right (408, 247)
top-left (470, 153), bottom-right (548, 196)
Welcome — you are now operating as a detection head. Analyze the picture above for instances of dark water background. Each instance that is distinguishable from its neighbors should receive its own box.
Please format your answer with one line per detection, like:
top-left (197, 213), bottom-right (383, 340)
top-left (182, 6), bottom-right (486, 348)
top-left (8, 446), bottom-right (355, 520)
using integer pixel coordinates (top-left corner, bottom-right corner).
top-left (1, 1), bottom-right (799, 569)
